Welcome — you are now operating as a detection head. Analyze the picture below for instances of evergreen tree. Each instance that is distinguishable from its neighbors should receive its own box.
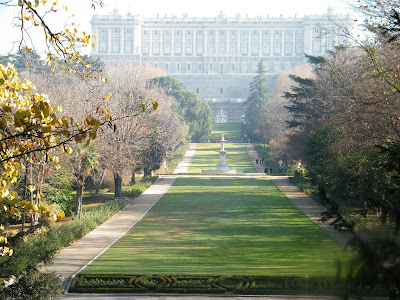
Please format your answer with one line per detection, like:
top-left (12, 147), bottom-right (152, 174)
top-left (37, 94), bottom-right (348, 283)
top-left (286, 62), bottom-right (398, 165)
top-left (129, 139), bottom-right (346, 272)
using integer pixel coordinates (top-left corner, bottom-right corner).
top-left (149, 76), bottom-right (212, 142)
top-left (243, 60), bottom-right (272, 142)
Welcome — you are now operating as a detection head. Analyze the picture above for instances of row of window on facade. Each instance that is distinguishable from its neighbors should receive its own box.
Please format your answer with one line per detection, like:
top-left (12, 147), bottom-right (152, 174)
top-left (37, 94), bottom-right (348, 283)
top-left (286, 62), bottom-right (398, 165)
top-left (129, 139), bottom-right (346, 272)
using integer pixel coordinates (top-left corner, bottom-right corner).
top-left (150, 61), bottom-right (296, 74)
top-left (142, 29), bottom-right (306, 37)
top-left (99, 27), bottom-right (318, 37)
top-left (98, 39), bottom-right (307, 55)
top-left (141, 41), bottom-right (303, 56)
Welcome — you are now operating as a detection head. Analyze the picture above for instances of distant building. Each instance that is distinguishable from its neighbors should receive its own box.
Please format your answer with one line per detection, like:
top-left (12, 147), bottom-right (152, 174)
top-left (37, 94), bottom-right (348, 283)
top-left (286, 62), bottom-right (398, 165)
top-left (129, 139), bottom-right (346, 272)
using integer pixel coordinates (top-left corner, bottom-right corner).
top-left (91, 9), bottom-right (353, 123)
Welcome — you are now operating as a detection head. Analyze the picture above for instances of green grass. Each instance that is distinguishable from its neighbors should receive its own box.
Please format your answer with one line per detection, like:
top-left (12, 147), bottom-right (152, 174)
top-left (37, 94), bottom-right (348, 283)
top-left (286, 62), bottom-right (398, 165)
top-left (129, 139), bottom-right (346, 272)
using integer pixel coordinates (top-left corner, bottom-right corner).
top-left (202, 124), bottom-right (243, 141)
top-left (82, 177), bottom-right (353, 277)
top-left (188, 143), bottom-right (256, 173)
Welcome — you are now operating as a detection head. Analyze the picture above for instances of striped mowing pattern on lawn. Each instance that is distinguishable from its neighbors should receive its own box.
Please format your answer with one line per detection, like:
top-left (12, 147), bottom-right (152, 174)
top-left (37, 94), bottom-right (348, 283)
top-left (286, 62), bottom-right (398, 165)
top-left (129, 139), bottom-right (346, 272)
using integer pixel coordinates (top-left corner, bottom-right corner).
top-left (82, 177), bottom-right (353, 276)
top-left (188, 143), bottom-right (256, 173)
top-left (203, 123), bottom-right (243, 140)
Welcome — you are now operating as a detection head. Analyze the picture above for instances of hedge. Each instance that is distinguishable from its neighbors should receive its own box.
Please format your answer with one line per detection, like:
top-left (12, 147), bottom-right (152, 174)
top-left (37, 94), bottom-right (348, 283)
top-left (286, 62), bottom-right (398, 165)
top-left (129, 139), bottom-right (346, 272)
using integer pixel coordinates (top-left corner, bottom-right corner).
top-left (69, 274), bottom-right (346, 295)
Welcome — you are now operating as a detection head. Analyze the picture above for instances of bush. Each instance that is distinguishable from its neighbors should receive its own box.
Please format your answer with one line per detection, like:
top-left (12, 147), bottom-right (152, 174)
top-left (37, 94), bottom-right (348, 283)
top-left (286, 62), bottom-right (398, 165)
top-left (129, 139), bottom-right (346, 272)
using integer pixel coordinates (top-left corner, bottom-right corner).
top-left (0, 268), bottom-right (63, 300)
top-left (0, 198), bottom-right (130, 278)
top-left (45, 189), bottom-right (75, 215)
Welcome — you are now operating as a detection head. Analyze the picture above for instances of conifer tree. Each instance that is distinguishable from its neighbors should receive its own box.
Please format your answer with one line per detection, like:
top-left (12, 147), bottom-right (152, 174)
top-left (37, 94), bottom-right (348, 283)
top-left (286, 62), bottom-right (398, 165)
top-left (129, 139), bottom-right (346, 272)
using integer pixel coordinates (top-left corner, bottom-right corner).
top-left (243, 60), bottom-right (271, 141)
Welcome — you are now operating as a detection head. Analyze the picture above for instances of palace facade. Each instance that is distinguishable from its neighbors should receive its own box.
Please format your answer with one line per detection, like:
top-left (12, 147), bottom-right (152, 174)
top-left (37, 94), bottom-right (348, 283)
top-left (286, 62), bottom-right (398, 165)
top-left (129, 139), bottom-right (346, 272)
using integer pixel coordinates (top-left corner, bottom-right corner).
top-left (91, 10), bottom-right (353, 123)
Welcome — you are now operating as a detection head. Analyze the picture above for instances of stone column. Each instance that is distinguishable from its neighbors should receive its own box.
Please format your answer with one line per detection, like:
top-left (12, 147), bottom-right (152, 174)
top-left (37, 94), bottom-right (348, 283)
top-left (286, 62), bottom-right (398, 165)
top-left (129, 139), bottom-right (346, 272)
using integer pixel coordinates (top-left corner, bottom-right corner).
top-left (204, 30), bottom-right (208, 55)
top-left (121, 26), bottom-right (124, 54)
top-left (107, 28), bottom-right (111, 53)
top-left (193, 28), bottom-right (197, 56)
top-left (171, 28), bottom-right (175, 56)
top-left (304, 24), bottom-right (313, 55)
top-left (226, 28), bottom-right (230, 56)
top-left (93, 27), bottom-right (99, 54)
top-left (292, 29), bottom-right (295, 56)
top-left (149, 30), bottom-right (153, 55)
top-left (216, 29), bottom-right (219, 55)
top-left (182, 29), bottom-right (186, 56)
top-left (160, 29), bottom-right (164, 57)
top-left (269, 29), bottom-right (273, 56)
top-left (236, 29), bottom-right (240, 56)
top-left (247, 32), bottom-right (250, 56)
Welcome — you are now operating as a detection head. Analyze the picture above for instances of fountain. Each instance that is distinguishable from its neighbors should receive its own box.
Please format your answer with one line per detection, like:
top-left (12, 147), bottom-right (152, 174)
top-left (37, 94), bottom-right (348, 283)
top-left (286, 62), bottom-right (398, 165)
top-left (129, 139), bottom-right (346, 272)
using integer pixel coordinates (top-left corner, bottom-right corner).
top-left (202, 134), bottom-right (243, 174)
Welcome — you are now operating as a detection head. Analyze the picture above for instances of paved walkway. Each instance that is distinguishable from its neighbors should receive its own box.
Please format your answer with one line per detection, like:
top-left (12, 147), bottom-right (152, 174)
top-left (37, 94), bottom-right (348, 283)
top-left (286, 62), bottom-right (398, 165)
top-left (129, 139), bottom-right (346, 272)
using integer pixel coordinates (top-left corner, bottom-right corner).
top-left (39, 176), bottom-right (176, 290)
top-left (246, 144), bottom-right (265, 173)
top-left (246, 145), bottom-right (352, 246)
top-left (41, 144), bottom-right (355, 299)
top-left (272, 177), bottom-right (353, 246)
top-left (174, 143), bottom-right (198, 174)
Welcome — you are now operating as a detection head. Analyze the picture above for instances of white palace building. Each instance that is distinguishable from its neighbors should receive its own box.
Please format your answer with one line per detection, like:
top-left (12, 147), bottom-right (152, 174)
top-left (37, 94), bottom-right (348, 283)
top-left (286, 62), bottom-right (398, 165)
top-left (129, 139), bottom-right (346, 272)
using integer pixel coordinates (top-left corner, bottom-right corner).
top-left (91, 9), bottom-right (353, 123)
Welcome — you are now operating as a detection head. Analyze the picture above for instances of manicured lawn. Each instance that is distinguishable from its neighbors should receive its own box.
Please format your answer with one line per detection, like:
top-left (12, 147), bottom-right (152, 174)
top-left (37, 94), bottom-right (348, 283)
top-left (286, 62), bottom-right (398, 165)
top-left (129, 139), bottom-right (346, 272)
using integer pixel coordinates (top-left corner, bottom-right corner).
top-left (203, 123), bottom-right (243, 140)
top-left (188, 143), bottom-right (256, 173)
top-left (82, 177), bottom-right (353, 276)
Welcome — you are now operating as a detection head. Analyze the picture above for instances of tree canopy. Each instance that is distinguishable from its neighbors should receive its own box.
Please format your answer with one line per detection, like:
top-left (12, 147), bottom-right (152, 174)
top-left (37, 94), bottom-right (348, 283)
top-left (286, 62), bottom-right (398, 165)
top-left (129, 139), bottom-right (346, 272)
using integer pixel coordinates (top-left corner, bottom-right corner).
top-left (243, 60), bottom-right (272, 142)
top-left (149, 76), bottom-right (212, 141)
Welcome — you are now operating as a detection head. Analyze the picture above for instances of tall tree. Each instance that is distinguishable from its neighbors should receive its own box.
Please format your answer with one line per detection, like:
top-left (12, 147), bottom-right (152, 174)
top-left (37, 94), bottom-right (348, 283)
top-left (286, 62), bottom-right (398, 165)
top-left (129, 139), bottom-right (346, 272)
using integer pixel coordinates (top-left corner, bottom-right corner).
top-left (149, 76), bottom-right (212, 142)
top-left (243, 59), bottom-right (272, 142)
top-left (71, 144), bottom-right (98, 217)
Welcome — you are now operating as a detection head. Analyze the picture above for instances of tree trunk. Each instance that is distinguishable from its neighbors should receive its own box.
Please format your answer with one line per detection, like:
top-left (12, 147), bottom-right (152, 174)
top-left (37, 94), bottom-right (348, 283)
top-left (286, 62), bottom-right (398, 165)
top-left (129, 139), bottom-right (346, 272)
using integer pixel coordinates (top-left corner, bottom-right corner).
top-left (130, 170), bottom-right (136, 185)
top-left (75, 181), bottom-right (84, 217)
top-left (143, 167), bottom-right (152, 177)
top-left (28, 156), bottom-right (35, 228)
top-left (95, 169), bottom-right (106, 194)
top-left (114, 172), bottom-right (122, 197)
top-left (33, 161), bottom-right (45, 225)
top-left (22, 163), bottom-right (28, 232)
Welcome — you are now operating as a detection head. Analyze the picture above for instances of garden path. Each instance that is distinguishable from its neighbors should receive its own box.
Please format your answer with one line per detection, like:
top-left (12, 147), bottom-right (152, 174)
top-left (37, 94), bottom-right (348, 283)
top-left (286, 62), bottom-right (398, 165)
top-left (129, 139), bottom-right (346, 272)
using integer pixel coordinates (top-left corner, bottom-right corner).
top-left (272, 177), bottom-right (353, 246)
top-left (246, 144), bottom-right (352, 246)
top-left (39, 176), bottom-right (176, 290)
top-left (173, 143), bottom-right (198, 173)
top-left (246, 144), bottom-right (266, 173)
top-left (41, 143), bottom-right (352, 298)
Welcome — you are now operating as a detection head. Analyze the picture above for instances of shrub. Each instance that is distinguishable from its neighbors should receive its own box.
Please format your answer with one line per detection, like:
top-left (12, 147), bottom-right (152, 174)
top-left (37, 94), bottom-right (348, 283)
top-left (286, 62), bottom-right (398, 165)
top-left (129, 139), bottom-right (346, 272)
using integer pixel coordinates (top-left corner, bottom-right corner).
top-left (69, 274), bottom-right (350, 295)
top-left (0, 198), bottom-right (129, 278)
top-left (0, 268), bottom-right (62, 300)
top-left (45, 189), bottom-right (75, 215)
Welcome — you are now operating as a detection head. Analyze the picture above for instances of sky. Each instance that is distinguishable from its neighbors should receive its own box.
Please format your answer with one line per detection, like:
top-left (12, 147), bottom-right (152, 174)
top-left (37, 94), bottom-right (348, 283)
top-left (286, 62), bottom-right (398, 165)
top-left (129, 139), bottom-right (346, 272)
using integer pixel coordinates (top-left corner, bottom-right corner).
top-left (0, 0), bottom-right (359, 56)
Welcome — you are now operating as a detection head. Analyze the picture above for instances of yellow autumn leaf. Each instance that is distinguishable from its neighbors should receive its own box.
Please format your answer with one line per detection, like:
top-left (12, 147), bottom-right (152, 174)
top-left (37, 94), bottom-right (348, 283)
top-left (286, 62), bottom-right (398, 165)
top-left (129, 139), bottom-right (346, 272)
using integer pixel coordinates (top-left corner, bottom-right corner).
top-left (152, 101), bottom-right (158, 111)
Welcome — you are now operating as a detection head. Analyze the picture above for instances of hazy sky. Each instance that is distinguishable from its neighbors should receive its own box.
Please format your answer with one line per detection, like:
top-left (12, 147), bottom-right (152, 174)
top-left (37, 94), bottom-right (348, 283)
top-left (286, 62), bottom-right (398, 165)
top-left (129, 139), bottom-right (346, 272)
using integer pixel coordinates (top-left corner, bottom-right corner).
top-left (0, 0), bottom-right (357, 55)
